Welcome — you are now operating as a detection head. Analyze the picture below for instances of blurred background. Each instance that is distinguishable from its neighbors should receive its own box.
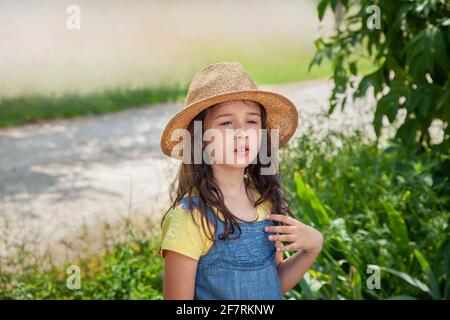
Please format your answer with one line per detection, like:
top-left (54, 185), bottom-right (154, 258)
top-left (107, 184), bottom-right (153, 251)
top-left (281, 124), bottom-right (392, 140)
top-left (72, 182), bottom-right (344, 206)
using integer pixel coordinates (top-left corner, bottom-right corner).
top-left (0, 0), bottom-right (448, 300)
top-left (0, 0), bottom-right (332, 97)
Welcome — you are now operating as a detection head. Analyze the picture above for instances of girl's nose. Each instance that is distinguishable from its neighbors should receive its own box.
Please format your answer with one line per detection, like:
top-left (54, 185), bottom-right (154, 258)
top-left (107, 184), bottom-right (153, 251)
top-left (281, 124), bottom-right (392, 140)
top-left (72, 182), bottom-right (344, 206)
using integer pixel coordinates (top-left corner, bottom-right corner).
top-left (234, 127), bottom-right (248, 140)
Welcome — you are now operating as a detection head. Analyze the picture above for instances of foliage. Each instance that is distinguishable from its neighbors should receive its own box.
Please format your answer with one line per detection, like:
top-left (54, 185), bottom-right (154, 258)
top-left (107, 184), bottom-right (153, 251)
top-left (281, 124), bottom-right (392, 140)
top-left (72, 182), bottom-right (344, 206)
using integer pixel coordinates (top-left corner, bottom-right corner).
top-left (309, 0), bottom-right (450, 178)
top-left (0, 235), bottom-right (163, 300)
top-left (280, 130), bottom-right (449, 299)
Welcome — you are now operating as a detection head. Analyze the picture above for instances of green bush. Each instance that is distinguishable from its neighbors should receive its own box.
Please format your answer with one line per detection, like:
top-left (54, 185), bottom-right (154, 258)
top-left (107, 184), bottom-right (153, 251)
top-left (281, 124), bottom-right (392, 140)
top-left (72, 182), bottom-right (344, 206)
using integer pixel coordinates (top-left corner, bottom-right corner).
top-left (310, 0), bottom-right (450, 179)
top-left (0, 236), bottom-right (163, 300)
top-left (280, 130), bottom-right (449, 299)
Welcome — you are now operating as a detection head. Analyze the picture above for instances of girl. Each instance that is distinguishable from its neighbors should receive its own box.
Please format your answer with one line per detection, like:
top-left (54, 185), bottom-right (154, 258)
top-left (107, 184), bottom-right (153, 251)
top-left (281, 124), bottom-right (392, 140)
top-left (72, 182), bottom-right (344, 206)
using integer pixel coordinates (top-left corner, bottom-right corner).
top-left (159, 62), bottom-right (323, 300)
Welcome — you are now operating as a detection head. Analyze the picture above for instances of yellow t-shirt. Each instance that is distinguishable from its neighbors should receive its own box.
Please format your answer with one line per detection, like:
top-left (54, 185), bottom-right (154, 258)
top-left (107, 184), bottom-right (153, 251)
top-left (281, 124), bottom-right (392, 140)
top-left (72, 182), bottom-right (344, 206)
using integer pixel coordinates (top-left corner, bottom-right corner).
top-left (159, 187), bottom-right (272, 261)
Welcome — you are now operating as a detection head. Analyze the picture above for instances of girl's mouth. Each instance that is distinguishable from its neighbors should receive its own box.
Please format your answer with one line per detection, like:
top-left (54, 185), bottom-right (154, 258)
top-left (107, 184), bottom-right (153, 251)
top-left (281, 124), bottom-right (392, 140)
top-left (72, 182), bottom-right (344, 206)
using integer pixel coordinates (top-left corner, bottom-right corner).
top-left (234, 146), bottom-right (249, 156)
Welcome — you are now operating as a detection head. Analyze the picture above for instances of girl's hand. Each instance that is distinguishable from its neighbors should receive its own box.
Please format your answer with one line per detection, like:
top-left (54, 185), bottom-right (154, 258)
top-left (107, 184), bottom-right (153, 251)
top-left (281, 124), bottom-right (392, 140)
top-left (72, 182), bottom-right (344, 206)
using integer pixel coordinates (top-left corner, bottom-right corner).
top-left (265, 214), bottom-right (324, 256)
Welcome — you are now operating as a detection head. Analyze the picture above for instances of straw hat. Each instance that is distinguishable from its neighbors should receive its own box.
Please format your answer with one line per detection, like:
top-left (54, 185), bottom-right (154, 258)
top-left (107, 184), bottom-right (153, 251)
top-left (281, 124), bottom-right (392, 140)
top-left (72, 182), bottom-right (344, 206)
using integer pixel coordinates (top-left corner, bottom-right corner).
top-left (160, 62), bottom-right (299, 159)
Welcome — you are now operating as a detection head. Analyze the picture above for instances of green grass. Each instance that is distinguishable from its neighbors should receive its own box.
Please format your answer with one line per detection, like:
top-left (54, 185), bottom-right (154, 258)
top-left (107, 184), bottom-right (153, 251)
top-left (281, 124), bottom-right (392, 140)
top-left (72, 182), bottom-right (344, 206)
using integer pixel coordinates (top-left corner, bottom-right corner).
top-left (191, 46), bottom-right (337, 85)
top-left (280, 131), bottom-right (449, 300)
top-left (0, 217), bottom-right (164, 300)
top-left (245, 52), bottom-right (333, 85)
top-left (0, 85), bottom-right (188, 128)
top-left (0, 236), bottom-right (164, 299)
top-left (1, 129), bottom-right (447, 300)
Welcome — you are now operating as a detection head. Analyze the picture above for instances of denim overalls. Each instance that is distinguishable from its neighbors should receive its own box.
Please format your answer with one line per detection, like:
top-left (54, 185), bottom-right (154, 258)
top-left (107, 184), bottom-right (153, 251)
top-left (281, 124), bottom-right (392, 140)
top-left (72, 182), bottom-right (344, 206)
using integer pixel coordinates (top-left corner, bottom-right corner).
top-left (179, 195), bottom-right (283, 300)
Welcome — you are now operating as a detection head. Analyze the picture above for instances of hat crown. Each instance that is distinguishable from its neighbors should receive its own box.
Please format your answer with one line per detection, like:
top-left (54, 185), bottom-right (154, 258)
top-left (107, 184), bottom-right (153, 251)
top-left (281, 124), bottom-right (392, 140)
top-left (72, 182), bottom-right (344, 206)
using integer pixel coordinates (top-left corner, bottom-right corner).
top-left (186, 62), bottom-right (258, 105)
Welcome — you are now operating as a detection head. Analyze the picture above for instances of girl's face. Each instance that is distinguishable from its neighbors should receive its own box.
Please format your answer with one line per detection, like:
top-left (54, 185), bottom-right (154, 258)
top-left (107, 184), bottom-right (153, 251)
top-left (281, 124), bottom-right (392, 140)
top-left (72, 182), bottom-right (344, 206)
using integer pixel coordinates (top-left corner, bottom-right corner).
top-left (203, 100), bottom-right (262, 168)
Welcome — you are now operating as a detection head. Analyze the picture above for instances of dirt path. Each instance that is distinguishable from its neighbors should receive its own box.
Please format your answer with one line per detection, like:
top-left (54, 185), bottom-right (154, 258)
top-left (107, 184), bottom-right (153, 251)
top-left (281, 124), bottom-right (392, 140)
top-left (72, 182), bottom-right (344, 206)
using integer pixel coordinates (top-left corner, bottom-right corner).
top-left (0, 79), bottom-right (377, 255)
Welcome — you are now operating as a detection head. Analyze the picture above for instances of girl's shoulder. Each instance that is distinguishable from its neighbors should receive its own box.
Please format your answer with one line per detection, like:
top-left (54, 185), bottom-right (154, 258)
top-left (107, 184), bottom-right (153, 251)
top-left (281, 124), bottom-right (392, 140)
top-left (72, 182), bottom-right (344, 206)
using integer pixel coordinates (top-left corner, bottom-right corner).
top-left (160, 197), bottom-right (214, 260)
top-left (164, 195), bottom-right (205, 225)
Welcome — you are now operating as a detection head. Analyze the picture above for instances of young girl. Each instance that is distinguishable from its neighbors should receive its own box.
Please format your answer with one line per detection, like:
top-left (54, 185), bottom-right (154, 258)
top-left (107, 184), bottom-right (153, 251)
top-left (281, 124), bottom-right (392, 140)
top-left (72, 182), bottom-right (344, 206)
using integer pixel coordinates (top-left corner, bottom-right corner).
top-left (159, 62), bottom-right (323, 300)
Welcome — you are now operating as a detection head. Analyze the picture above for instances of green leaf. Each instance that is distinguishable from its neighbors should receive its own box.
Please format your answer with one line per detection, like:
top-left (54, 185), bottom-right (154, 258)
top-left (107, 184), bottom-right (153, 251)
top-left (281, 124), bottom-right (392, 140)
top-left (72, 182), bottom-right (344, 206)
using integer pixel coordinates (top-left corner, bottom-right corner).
top-left (377, 266), bottom-right (431, 294)
top-left (349, 61), bottom-right (358, 76)
top-left (317, 0), bottom-right (329, 21)
top-left (299, 278), bottom-right (314, 300)
top-left (355, 67), bottom-right (383, 98)
top-left (397, 118), bottom-right (419, 146)
top-left (414, 249), bottom-right (441, 299)
top-left (437, 78), bottom-right (450, 112)
top-left (295, 172), bottom-right (331, 227)
top-left (378, 93), bottom-right (400, 123)
top-left (406, 85), bottom-right (432, 117)
top-left (308, 51), bottom-right (324, 71)
top-left (405, 25), bottom-right (447, 80)
top-left (330, 0), bottom-right (338, 12)
top-left (405, 30), bottom-right (428, 79)
top-left (350, 267), bottom-right (362, 300)
top-left (329, 90), bottom-right (338, 115)
top-left (428, 25), bottom-right (447, 69)
top-left (373, 109), bottom-right (385, 138)
top-left (382, 202), bottom-right (410, 253)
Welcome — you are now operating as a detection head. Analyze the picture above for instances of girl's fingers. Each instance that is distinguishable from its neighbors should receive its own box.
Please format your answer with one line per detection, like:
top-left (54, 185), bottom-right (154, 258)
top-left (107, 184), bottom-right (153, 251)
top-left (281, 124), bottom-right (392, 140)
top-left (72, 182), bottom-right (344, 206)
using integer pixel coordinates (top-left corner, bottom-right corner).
top-left (266, 214), bottom-right (299, 226)
top-left (268, 233), bottom-right (295, 242)
top-left (264, 225), bottom-right (296, 234)
top-left (275, 240), bottom-right (284, 251)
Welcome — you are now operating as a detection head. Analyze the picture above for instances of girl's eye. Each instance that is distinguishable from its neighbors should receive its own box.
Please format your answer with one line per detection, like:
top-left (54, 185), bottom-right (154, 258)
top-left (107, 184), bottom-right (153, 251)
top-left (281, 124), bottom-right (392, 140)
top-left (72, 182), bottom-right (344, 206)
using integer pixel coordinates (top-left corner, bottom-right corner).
top-left (219, 121), bottom-right (232, 126)
top-left (248, 120), bottom-right (258, 124)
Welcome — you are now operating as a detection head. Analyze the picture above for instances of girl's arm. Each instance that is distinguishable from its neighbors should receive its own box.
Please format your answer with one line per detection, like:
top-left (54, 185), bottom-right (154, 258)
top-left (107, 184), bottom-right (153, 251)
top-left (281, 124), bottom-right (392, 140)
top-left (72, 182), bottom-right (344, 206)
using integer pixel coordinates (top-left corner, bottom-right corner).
top-left (266, 214), bottom-right (324, 295)
top-left (163, 250), bottom-right (199, 299)
top-left (275, 239), bottom-right (320, 294)
top-left (276, 250), bottom-right (320, 295)
top-left (275, 240), bottom-right (284, 267)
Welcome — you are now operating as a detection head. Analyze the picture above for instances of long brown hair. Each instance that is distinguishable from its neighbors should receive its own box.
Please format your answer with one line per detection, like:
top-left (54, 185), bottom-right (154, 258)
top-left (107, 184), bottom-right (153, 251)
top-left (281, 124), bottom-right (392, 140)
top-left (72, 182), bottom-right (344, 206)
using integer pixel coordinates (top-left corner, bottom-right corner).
top-left (160, 100), bottom-right (293, 245)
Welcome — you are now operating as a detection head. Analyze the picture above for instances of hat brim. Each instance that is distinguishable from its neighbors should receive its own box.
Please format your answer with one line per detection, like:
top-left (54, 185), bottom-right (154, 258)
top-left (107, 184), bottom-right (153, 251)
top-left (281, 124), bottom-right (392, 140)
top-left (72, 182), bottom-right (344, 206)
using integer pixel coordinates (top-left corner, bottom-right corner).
top-left (160, 89), bottom-right (299, 159)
